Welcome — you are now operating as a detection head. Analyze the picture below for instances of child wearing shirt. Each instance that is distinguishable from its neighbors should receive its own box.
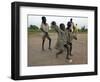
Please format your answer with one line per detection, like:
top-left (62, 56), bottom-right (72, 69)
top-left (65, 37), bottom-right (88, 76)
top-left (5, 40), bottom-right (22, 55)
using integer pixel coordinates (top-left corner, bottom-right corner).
top-left (40, 16), bottom-right (51, 51)
top-left (51, 21), bottom-right (70, 60)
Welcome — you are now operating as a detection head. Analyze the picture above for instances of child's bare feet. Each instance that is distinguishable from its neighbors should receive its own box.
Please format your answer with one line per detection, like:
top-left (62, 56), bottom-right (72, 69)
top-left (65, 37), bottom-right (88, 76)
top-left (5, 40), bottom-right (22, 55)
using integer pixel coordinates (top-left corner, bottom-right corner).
top-left (56, 50), bottom-right (63, 58)
top-left (65, 58), bottom-right (72, 63)
top-left (48, 47), bottom-right (52, 50)
top-left (70, 54), bottom-right (73, 56)
top-left (66, 55), bottom-right (71, 60)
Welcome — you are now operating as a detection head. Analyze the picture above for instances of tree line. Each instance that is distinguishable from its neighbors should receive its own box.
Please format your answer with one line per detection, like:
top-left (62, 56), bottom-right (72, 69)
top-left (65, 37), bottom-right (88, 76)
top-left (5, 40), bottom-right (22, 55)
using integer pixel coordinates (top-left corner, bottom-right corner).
top-left (28, 25), bottom-right (88, 32)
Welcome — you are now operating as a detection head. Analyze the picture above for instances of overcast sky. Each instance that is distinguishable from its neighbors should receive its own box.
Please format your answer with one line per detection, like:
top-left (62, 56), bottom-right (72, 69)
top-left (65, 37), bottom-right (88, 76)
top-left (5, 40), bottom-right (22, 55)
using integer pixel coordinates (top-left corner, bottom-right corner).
top-left (27, 15), bottom-right (88, 29)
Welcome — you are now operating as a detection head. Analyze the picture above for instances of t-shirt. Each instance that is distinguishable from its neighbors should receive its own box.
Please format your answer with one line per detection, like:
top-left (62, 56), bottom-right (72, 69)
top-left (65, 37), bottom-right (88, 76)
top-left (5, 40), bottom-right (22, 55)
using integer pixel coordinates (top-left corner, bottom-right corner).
top-left (53, 25), bottom-right (67, 44)
top-left (40, 23), bottom-right (49, 32)
top-left (66, 29), bottom-right (73, 43)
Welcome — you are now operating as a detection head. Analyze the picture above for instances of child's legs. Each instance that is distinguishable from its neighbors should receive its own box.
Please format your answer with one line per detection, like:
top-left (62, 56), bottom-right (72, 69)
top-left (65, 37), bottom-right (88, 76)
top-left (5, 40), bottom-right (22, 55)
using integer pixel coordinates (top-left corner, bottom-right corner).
top-left (46, 34), bottom-right (51, 49)
top-left (65, 45), bottom-right (70, 59)
top-left (69, 43), bottom-right (72, 55)
top-left (56, 50), bottom-right (63, 58)
top-left (42, 35), bottom-right (46, 50)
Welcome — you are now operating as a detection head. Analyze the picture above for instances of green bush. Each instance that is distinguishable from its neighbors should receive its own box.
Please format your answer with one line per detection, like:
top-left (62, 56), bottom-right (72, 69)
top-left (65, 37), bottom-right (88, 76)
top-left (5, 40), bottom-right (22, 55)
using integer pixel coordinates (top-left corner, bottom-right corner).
top-left (29, 25), bottom-right (39, 30)
top-left (28, 25), bottom-right (41, 32)
top-left (78, 26), bottom-right (88, 33)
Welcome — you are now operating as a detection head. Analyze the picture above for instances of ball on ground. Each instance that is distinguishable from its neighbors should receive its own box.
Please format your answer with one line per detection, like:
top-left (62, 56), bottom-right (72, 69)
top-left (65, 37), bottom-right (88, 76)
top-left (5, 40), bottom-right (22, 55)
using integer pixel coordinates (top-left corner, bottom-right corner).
top-left (68, 59), bottom-right (72, 63)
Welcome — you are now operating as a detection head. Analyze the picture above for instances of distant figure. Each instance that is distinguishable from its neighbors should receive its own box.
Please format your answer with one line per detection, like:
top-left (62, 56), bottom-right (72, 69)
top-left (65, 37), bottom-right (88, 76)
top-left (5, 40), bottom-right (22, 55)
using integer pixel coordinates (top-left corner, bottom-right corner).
top-left (40, 16), bottom-right (51, 51)
top-left (73, 24), bottom-right (78, 37)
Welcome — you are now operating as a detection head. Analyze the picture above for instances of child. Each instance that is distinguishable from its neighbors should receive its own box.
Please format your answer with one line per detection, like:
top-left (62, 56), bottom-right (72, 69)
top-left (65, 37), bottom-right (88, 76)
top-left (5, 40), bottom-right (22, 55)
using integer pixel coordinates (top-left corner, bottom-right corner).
top-left (66, 22), bottom-right (77, 56)
top-left (67, 18), bottom-right (74, 32)
top-left (40, 16), bottom-right (51, 51)
top-left (51, 21), bottom-right (70, 60)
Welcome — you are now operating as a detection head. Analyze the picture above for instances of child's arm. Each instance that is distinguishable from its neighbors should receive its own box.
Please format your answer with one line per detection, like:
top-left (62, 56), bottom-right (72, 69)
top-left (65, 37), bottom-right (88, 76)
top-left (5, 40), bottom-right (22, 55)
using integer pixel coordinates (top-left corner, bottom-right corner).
top-left (51, 21), bottom-right (60, 33)
top-left (40, 28), bottom-right (46, 33)
top-left (51, 25), bottom-right (60, 33)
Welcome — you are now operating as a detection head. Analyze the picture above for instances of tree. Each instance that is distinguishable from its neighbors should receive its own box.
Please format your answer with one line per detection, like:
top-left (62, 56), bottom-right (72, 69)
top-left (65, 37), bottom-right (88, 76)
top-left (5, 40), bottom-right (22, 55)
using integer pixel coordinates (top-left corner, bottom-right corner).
top-left (29, 25), bottom-right (39, 30)
top-left (80, 26), bottom-right (88, 32)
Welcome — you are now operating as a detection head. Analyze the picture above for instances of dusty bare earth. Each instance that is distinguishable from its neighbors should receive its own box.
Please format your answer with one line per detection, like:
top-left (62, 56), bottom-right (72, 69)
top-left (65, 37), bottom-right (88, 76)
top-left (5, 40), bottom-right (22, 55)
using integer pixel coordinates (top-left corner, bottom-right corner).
top-left (28, 32), bottom-right (87, 66)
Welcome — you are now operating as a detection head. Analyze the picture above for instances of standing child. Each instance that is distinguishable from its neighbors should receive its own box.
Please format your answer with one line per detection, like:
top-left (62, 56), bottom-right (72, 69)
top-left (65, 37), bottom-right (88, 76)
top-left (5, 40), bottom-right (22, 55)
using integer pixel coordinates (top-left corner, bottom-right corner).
top-left (67, 18), bottom-right (74, 32)
top-left (40, 16), bottom-right (51, 51)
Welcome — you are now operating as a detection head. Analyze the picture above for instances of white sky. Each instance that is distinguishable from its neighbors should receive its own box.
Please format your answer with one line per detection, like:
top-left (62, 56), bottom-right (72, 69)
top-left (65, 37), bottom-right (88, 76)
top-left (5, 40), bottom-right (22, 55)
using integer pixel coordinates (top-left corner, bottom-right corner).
top-left (27, 15), bottom-right (88, 29)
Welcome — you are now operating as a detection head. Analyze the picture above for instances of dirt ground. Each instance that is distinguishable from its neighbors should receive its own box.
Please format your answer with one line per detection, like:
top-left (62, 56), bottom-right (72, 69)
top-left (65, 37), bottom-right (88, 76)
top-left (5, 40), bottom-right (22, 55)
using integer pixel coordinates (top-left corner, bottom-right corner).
top-left (28, 32), bottom-right (87, 66)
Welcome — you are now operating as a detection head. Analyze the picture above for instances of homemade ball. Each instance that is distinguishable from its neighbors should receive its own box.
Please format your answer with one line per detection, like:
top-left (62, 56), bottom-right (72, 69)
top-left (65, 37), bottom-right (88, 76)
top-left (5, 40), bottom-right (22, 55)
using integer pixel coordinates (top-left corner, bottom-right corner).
top-left (68, 59), bottom-right (72, 63)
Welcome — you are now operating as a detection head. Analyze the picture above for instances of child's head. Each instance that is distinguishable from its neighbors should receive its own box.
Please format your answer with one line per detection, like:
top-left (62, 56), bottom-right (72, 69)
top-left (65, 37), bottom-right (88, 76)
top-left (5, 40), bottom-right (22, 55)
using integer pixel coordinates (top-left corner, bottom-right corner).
top-left (60, 23), bottom-right (65, 31)
top-left (67, 22), bottom-right (71, 27)
top-left (51, 21), bottom-right (57, 28)
top-left (70, 18), bottom-right (73, 22)
top-left (67, 22), bottom-right (71, 30)
top-left (42, 16), bottom-right (46, 23)
top-left (51, 21), bottom-right (56, 26)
